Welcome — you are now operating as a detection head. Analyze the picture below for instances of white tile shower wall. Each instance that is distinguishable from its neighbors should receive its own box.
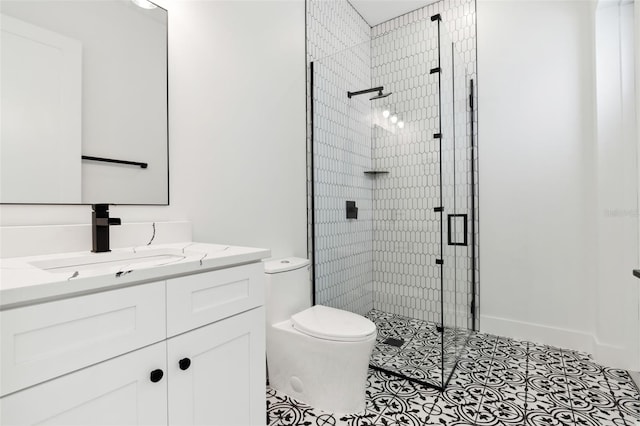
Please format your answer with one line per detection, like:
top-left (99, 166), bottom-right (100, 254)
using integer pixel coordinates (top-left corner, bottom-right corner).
top-left (306, 0), bottom-right (374, 315)
top-left (370, 0), bottom-right (477, 325)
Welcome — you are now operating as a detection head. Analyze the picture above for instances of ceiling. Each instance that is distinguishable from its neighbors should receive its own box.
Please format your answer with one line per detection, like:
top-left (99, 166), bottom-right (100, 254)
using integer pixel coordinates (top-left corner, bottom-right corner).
top-left (348, 0), bottom-right (439, 27)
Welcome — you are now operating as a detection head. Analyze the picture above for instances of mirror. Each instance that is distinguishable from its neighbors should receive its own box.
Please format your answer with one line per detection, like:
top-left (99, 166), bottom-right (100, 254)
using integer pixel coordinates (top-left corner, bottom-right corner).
top-left (0, 0), bottom-right (168, 205)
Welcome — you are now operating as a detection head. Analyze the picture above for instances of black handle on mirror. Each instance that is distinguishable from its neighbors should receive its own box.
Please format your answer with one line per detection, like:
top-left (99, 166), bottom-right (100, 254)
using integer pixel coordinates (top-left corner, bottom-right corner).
top-left (179, 358), bottom-right (191, 371)
top-left (150, 369), bottom-right (164, 383)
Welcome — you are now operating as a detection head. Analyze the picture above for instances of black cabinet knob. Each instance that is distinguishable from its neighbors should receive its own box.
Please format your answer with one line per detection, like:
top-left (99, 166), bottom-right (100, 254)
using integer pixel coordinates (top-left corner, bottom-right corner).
top-left (179, 358), bottom-right (191, 370)
top-left (150, 369), bottom-right (164, 383)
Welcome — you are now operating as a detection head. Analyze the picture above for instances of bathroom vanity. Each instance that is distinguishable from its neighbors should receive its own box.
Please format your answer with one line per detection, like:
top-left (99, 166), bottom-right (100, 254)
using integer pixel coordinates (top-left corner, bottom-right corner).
top-left (0, 242), bottom-right (270, 426)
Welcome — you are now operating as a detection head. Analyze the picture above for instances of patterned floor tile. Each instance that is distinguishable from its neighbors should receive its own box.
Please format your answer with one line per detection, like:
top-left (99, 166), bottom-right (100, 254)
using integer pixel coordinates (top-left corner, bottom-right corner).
top-left (571, 410), bottom-right (627, 426)
top-left (393, 378), bottom-right (441, 402)
top-left (561, 348), bottom-right (593, 363)
top-left (563, 358), bottom-right (604, 386)
top-left (427, 385), bottom-right (484, 425)
top-left (617, 396), bottom-right (640, 424)
top-left (602, 367), bottom-right (640, 425)
top-left (375, 411), bottom-right (428, 426)
top-left (482, 375), bottom-right (528, 416)
top-left (380, 382), bottom-right (437, 424)
top-left (378, 397), bottom-right (433, 425)
top-left (449, 369), bottom-right (491, 389)
top-left (492, 338), bottom-right (529, 371)
top-left (475, 402), bottom-right (525, 426)
top-left (267, 388), bottom-right (331, 425)
top-left (569, 387), bottom-right (626, 425)
top-left (473, 384), bottom-right (526, 425)
top-left (527, 375), bottom-right (574, 412)
top-left (336, 413), bottom-right (380, 426)
top-left (525, 406), bottom-right (576, 426)
top-left (528, 347), bottom-right (566, 376)
top-left (368, 310), bottom-right (474, 389)
top-left (466, 333), bottom-right (497, 352)
top-left (267, 310), bottom-right (640, 426)
top-left (604, 368), bottom-right (639, 393)
top-left (366, 369), bottom-right (405, 408)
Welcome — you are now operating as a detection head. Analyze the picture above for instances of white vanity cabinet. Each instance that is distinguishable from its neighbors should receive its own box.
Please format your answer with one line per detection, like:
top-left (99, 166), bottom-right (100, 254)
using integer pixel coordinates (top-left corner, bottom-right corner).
top-left (0, 261), bottom-right (266, 426)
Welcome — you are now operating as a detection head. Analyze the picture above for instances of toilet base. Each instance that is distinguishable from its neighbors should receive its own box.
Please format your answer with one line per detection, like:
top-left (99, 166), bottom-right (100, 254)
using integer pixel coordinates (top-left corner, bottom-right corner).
top-left (267, 320), bottom-right (376, 414)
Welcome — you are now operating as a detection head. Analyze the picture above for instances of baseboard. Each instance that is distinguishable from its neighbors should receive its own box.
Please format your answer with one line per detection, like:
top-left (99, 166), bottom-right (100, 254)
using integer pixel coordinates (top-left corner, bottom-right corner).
top-left (591, 334), bottom-right (639, 371)
top-left (480, 314), bottom-right (595, 353)
top-left (480, 314), bottom-right (638, 370)
top-left (630, 371), bottom-right (640, 390)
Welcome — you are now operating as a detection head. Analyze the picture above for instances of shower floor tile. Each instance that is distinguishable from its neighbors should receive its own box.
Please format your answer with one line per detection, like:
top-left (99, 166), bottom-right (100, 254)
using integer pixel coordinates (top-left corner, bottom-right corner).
top-left (366, 309), bottom-right (470, 388)
top-left (266, 310), bottom-right (640, 426)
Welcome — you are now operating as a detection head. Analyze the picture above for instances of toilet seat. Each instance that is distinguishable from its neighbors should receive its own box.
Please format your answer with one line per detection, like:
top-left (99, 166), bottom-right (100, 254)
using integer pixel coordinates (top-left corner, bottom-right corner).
top-left (291, 305), bottom-right (377, 342)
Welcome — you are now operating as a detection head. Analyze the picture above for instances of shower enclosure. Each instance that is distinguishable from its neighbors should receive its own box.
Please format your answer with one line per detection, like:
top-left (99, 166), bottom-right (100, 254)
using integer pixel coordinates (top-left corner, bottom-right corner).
top-left (309, 14), bottom-right (477, 390)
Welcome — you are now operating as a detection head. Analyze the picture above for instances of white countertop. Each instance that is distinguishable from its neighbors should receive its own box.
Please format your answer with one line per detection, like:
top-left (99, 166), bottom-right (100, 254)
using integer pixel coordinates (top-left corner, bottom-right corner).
top-left (0, 242), bottom-right (270, 309)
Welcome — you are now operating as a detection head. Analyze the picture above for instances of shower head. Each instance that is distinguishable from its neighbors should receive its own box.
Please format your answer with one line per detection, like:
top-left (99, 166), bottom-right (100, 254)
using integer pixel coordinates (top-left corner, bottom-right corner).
top-left (370, 91), bottom-right (392, 100)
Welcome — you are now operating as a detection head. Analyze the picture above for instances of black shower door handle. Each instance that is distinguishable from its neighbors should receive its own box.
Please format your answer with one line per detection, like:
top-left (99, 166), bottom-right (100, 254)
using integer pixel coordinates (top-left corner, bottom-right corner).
top-left (447, 214), bottom-right (468, 246)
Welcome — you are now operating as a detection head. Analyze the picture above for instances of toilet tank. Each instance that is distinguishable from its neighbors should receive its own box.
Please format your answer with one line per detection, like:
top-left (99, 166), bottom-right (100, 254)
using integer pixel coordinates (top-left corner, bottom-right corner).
top-left (264, 257), bottom-right (311, 325)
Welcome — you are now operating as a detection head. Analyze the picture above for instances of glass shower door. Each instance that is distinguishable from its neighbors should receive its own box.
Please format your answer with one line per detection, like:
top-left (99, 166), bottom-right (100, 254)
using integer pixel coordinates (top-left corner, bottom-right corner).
top-left (310, 39), bottom-right (375, 318)
top-left (309, 13), bottom-right (476, 392)
top-left (439, 18), bottom-right (473, 387)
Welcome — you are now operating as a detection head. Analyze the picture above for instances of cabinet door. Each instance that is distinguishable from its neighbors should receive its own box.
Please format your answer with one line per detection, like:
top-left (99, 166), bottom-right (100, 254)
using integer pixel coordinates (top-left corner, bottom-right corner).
top-left (1, 342), bottom-right (167, 426)
top-left (1, 281), bottom-right (166, 396)
top-left (167, 307), bottom-right (266, 426)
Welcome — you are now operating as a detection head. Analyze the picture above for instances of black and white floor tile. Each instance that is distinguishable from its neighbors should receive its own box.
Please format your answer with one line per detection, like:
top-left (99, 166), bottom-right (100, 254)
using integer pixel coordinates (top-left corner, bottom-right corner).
top-left (365, 309), bottom-right (471, 388)
top-left (266, 310), bottom-right (640, 426)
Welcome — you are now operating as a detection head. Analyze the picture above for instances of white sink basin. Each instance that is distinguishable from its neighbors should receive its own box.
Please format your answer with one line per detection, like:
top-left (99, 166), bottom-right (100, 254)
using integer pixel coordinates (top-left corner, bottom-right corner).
top-left (29, 248), bottom-right (194, 274)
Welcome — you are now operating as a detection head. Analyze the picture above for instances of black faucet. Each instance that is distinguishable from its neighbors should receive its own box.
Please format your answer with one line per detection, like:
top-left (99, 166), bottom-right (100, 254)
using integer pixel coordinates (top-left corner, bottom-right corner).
top-left (91, 204), bottom-right (121, 253)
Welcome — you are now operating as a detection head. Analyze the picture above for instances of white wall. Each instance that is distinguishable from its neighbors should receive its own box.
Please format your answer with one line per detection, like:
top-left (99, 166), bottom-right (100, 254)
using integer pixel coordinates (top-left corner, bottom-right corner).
top-left (0, 0), bottom-right (307, 260)
top-left (166, 0), bottom-right (306, 257)
top-left (478, 0), bottom-right (639, 370)
top-left (478, 0), bottom-right (598, 348)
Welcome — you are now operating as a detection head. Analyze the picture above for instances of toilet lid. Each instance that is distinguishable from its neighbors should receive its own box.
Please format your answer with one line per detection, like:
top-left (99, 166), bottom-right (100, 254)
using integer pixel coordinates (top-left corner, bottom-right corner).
top-left (291, 305), bottom-right (377, 342)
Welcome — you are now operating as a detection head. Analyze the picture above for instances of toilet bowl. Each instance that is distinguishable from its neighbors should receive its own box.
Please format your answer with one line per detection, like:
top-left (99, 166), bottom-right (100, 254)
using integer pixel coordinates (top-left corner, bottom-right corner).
top-left (264, 258), bottom-right (376, 414)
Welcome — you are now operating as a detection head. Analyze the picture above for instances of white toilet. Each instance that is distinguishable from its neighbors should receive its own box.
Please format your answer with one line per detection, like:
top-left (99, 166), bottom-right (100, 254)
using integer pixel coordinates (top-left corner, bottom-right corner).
top-left (264, 257), bottom-right (377, 414)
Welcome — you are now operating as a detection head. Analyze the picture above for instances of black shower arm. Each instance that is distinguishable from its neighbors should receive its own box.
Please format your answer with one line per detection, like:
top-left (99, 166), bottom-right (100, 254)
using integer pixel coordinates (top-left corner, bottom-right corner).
top-left (347, 87), bottom-right (384, 98)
